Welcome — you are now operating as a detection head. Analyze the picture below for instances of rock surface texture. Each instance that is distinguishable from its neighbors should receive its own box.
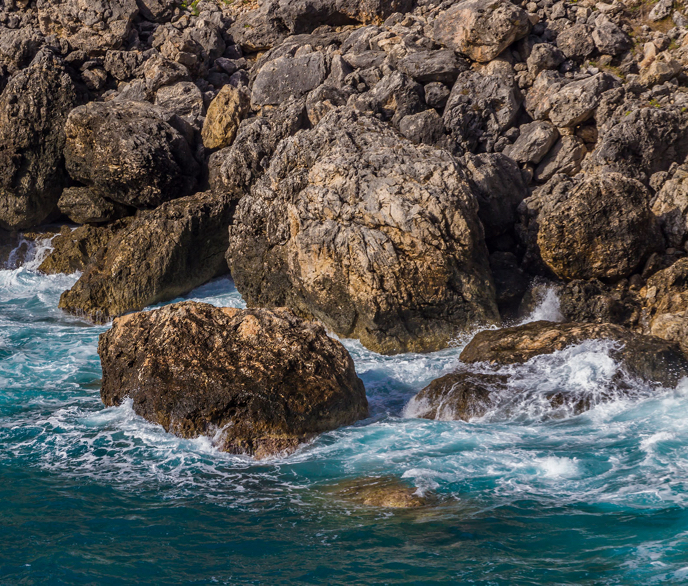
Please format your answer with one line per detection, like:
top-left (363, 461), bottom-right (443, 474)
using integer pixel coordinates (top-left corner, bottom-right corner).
top-left (98, 302), bottom-right (368, 458)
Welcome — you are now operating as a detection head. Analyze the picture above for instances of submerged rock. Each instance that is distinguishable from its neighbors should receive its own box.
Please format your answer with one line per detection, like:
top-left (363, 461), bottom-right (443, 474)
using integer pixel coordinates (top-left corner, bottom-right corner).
top-left (59, 191), bottom-right (232, 323)
top-left (409, 321), bottom-right (688, 421)
top-left (227, 108), bottom-right (498, 355)
top-left (329, 477), bottom-right (427, 508)
top-left (98, 302), bottom-right (368, 458)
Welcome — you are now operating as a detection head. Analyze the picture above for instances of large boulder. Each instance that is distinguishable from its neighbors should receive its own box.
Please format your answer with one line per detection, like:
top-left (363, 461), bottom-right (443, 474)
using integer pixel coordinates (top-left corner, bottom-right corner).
top-left (408, 321), bottom-right (688, 421)
top-left (98, 302), bottom-right (368, 458)
top-left (64, 101), bottom-right (199, 209)
top-left (37, 0), bottom-right (138, 53)
top-left (59, 191), bottom-right (232, 323)
top-left (227, 108), bottom-right (498, 355)
top-left (433, 0), bottom-right (531, 63)
top-left (0, 51), bottom-right (78, 230)
top-left (522, 172), bottom-right (663, 281)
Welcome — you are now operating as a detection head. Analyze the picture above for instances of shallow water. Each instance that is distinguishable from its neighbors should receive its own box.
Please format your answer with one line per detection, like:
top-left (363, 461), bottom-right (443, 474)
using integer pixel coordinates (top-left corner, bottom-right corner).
top-left (1, 244), bottom-right (688, 584)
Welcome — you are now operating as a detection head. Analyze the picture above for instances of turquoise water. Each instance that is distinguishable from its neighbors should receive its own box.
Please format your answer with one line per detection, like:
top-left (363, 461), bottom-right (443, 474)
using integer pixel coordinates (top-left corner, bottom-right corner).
top-left (2, 244), bottom-right (688, 584)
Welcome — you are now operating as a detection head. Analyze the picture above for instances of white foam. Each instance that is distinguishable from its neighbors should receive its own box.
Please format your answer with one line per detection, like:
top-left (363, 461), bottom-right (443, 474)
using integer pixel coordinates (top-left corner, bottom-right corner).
top-left (521, 286), bottom-right (564, 324)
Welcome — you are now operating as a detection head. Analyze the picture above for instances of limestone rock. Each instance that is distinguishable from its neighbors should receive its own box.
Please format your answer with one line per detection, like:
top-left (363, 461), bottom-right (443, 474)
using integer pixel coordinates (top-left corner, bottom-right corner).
top-left (201, 85), bottom-right (251, 150)
top-left (533, 136), bottom-right (586, 183)
top-left (59, 191), bottom-right (232, 323)
top-left (227, 108), bottom-right (498, 355)
top-left (433, 0), bottom-right (531, 63)
top-left (555, 23), bottom-right (595, 60)
top-left (0, 51), bottom-right (77, 230)
top-left (504, 121), bottom-right (559, 165)
top-left (57, 187), bottom-right (131, 225)
top-left (652, 165), bottom-right (688, 248)
top-left (98, 301), bottom-right (368, 458)
top-left (252, 52), bottom-right (327, 107)
top-left (64, 100), bottom-right (199, 209)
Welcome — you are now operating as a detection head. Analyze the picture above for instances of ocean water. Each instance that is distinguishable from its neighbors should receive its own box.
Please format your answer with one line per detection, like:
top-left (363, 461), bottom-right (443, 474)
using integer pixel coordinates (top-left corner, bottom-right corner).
top-left (1, 241), bottom-right (688, 585)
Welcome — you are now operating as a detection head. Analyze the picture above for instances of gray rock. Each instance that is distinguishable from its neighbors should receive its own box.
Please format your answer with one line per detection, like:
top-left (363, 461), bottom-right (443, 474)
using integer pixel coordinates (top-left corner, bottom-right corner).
top-left (58, 187), bottom-right (130, 225)
top-left (351, 71), bottom-right (424, 127)
top-left (592, 16), bottom-right (632, 56)
top-left (393, 49), bottom-right (468, 84)
top-left (652, 165), bottom-right (688, 248)
top-left (252, 52), bottom-right (327, 107)
top-left (398, 109), bottom-right (445, 145)
top-left (104, 50), bottom-right (146, 81)
top-left (534, 135), bottom-right (586, 183)
top-left (152, 19), bottom-right (225, 77)
top-left (424, 82), bottom-right (450, 109)
top-left (0, 51), bottom-right (78, 230)
top-left (306, 84), bottom-right (351, 126)
top-left (555, 23), bottom-right (595, 60)
top-left (136, 0), bottom-right (178, 22)
top-left (155, 81), bottom-right (205, 125)
top-left (433, 0), bottom-right (531, 63)
top-left (226, 108), bottom-right (499, 355)
top-left (526, 43), bottom-right (565, 76)
top-left (649, 0), bottom-right (673, 22)
top-left (0, 26), bottom-right (44, 76)
top-left (504, 121), bottom-right (559, 165)
top-left (143, 53), bottom-right (191, 92)
top-left (64, 100), bottom-right (199, 209)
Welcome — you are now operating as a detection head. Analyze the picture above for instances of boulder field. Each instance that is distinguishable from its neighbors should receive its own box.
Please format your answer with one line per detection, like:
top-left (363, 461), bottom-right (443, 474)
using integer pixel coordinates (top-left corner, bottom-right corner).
top-left (4, 0), bottom-right (688, 452)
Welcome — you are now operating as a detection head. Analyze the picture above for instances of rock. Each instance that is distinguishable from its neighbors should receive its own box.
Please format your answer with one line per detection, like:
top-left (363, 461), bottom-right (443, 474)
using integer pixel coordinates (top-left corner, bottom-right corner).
top-left (555, 24), bottom-right (594, 60)
top-left (104, 50), bottom-right (146, 82)
top-left (557, 279), bottom-right (642, 329)
top-left (0, 51), bottom-right (77, 230)
top-left (464, 152), bottom-right (529, 239)
top-left (424, 82), bottom-right (450, 109)
top-left (136, 0), bottom-right (178, 22)
top-left (639, 51), bottom-right (682, 87)
top-left (409, 321), bottom-right (688, 421)
top-left (504, 121), bottom-right (559, 165)
top-left (433, 0), bottom-right (531, 63)
top-left (251, 52), bottom-right (327, 107)
top-left (443, 59), bottom-right (521, 154)
top-left (526, 42), bottom-right (565, 76)
top-left (59, 191), bottom-right (232, 323)
top-left (393, 49), bottom-right (468, 84)
top-left (201, 85), bottom-right (251, 150)
top-left (591, 16), bottom-right (632, 56)
top-left (38, 222), bottom-right (124, 275)
top-left (640, 258), bottom-right (688, 357)
top-left (143, 53), bottom-right (191, 92)
top-left (589, 107), bottom-right (688, 182)
top-left (528, 172), bottom-right (663, 281)
top-left (57, 187), bottom-right (131, 225)
top-left (648, 0), bottom-right (673, 22)
top-left (155, 82), bottom-right (205, 126)
top-left (226, 108), bottom-right (498, 355)
top-left (208, 96), bottom-right (308, 199)
top-left (98, 301), bottom-right (368, 458)
top-left (64, 100), bottom-right (199, 210)
top-left (534, 135), bottom-right (586, 183)
top-left (305, 84), bottom-right (351, 126)
top-left (398, 109), bottom-right (445, 145)
top-left (37, 0), bottom-right (138, 53)
top-left (652, 165), bottom-right (688, 248)
top-left (329, 477), bottom-right (426, 508)
top-left (490, 251), bottom-right (529, 317)
top-left (351, 71), bottom-right (424, 126)
top-left (152, 19), bottom-right (225, 77)
top-left (0, 26), bottom-right (44, 76)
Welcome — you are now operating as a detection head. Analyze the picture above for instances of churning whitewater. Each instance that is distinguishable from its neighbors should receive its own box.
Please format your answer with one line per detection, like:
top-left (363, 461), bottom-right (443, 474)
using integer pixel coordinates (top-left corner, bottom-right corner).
top-left (1, 239), bottom-right (688, 584)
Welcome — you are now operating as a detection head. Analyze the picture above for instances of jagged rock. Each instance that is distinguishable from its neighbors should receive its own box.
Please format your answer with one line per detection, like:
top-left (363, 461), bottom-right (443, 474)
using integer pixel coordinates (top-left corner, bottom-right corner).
top-left (201, 85), bottom-right (250, 150)
top-left (137, 0), bottom-right (179, 22)
top-left (639, 51), bottom-right (682, 87)
top-left (464, 152), bottom-right (529, 239)
top-left (38, 222), bottom-right (125, 275)
top-left (592, 16), bottom-right (632, 56)
top-left (37, 0), bottom-right (138, 53)
top-left (523, 172), bottom-right (663, 281)
top-left (98, 302), bottom-right (368, 458)
top-left (143, 53), bottom-right (191, 92)
top-left (555, 24), bottom-right (595, 60)
top-left (57, 187), bottom-right (130, 225)
top-left (59, 191), bottom-right (232, 323)
top-left (226, 108), bottom-right (498, 355)
top-left (0, 51), bottom-right (77, 230)
top-left (526, 42), bottom-right (565, 77)
top-left (306, 84), bottom-right (351, 125)
top-left (64, 100), bottom-right (199, 209)
top-left (589, 107), bottom-right (688, 182)
top-left (424, 81), bottom-right (450, 109)
top-left (557, 279), bottom-right (642, 329)
top-left (534, 135), bottom-right (586, 183)
top-left (408, 321), bottom-right (688, 421)
top-left (398, 109), bottom-right (444, 145)
top-left (155, 81), bottom-right (205, 126)
top-left (443, 59), bottom-right (521, 154)
top-left (433, 0), bottom-right (531, 63)
top-left (208, 97), bottom-right (308, 198)
top-left (640, 258), bottom-right (688, 357)
top-left (393, 49), bottom-right (468, 84)
top-left (504, 121), bottom-right (559, 165)
top-left (649, 0), bottom-right (673, 21)
top-left (652, 164), bottom-right (688, 248)
top-left (351, 71), bottom-right (424, 127)
top-left (152, 19), bottom-right (225, 77)
top-left (0, 26), bottom-right (44, 75)
top-left (103, 50), bottom-right (146, 81)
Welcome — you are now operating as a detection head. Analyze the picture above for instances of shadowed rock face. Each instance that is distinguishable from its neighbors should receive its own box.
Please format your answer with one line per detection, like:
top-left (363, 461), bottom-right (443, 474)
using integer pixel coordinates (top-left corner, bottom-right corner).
top-left (410, 321), bottom-right (688, 422)
top-left (98, 302), bottom-right (368, 458)
top-left (0, 51), bottom-right (77, 230)
top-left (227, 108), bottom-right (499, 355)
top-left (59, 191), bottom-right (232, 323)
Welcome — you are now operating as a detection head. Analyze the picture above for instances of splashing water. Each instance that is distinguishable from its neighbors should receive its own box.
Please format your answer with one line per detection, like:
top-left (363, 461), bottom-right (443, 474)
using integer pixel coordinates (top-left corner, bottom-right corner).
top-left (1, 256), bottom-right (688, 584)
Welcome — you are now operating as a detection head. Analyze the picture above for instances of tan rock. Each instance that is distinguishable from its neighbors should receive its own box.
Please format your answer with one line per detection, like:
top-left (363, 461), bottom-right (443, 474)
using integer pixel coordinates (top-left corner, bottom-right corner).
top-left (201, 85), bottom-right (251, 150)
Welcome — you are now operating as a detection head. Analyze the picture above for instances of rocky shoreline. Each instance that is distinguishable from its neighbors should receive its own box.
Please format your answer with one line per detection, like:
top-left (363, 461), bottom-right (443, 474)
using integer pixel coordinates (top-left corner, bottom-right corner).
top-left (4, 0), bottom-right (688, 460)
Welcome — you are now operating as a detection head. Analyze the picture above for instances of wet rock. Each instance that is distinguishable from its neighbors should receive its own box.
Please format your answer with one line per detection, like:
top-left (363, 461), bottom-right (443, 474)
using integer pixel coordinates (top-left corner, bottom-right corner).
top-left (57, 187), bottom-right (131, 225)
top-left (330, 477), bottom-right (427, 508)
top-left (59, 191), bottom-right (232, 323)
top-left (409, 321), bottom-right (688, 421)
top-left (490, 251), bottom-right (530, 318)
top-left (64, 100), bottom-right (199, 210)
top-left (37, 0), bottom-right (138, 53)
top-left (433, 0), bottom-right (531, 63)
top-left (526, 172), bottom-right (663, 281)
top-left (38, 222), bottom-right (124, 275)
top-left (226, 108), bottom-right (498, 355)
top-left (98, 302), bottom-right (368, 458)
top-left (0, 51), bottom-right (78, 230)
top-left (504, 121), bottom-right (559, 165)
top-left (201, 85), bottom-right (251, 150)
